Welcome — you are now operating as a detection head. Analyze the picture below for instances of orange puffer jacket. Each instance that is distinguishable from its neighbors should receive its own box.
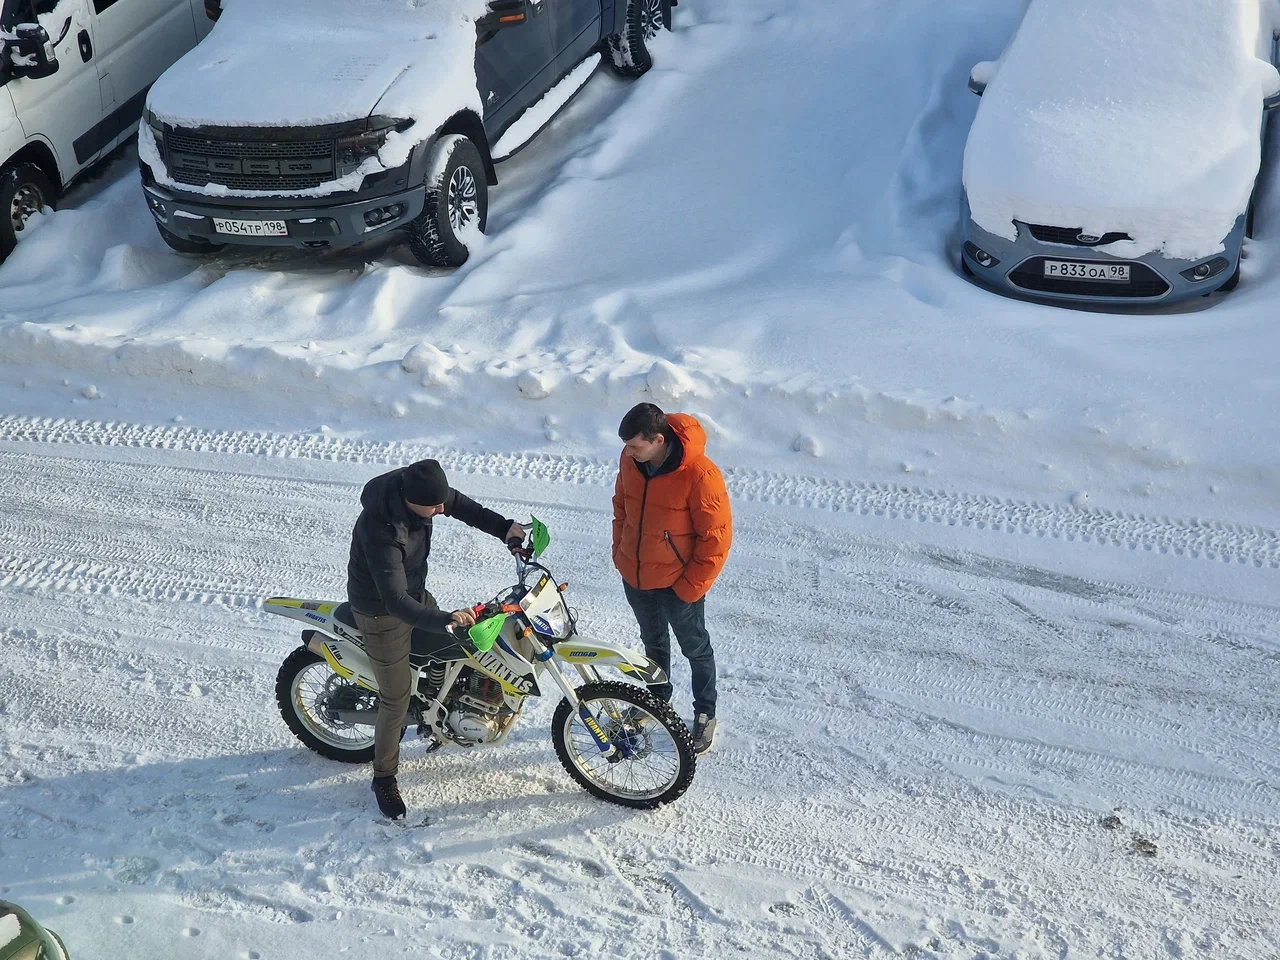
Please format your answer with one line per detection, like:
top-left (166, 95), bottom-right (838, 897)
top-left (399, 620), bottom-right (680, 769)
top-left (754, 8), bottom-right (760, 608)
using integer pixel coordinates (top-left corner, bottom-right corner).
top-left (612, 414), bottom-right (732, 603)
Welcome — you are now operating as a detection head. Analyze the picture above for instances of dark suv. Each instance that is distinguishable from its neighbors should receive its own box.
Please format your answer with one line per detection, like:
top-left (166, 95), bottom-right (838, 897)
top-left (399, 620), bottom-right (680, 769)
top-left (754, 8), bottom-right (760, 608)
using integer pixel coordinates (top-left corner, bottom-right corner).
top-left (139, 0), bottom-right (672, 266)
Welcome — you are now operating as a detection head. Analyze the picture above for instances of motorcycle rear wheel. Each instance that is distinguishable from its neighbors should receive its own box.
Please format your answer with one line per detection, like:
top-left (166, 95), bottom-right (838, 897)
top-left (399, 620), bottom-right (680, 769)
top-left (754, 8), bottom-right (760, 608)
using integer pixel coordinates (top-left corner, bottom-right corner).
top-left (276, 647), bottom-right (377, 763)
top-left (552, 680), bottom-right (696, 809)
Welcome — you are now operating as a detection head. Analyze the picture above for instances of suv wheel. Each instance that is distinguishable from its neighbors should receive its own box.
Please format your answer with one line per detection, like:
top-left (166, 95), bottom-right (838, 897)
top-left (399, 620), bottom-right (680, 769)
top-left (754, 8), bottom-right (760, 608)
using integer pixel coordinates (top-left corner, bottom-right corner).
top-left (406, 135), bottom-right (488, 268)
top-left (156, 223), bottom-right (226, 256)
top-left (0, 162), bottom-right (56, 262)
top-left (605, 0), bottom-right (672, 78)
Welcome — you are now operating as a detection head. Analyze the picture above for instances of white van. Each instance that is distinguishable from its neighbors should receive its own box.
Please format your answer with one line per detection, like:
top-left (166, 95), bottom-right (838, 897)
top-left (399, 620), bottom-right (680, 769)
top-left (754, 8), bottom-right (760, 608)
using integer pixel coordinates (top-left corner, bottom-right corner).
top-left (0, 0), bottom-right (212, 261)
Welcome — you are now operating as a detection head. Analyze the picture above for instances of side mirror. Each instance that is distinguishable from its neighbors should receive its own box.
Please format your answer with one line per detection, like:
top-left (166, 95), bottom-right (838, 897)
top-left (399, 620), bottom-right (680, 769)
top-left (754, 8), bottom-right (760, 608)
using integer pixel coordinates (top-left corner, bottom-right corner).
top-left (968, 60), bottom-right (997, 97)
top-left (8, 23), bottom-right (60, 81)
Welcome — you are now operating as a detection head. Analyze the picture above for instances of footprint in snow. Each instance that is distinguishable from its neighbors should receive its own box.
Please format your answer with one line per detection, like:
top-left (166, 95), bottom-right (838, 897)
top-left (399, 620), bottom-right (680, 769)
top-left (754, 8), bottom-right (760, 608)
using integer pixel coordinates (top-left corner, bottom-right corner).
top-left (114, 916), bottom-right (134, 925)
top-left (182, 927), bottom-right (201, 937)
top-left (56, 896), bottom-right (74, 905)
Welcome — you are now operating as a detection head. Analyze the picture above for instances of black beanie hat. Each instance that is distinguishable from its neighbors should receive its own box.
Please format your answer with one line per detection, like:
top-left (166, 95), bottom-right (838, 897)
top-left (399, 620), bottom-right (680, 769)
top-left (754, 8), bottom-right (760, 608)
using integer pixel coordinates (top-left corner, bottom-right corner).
top-left (402, 459), bottom-right (449, 506)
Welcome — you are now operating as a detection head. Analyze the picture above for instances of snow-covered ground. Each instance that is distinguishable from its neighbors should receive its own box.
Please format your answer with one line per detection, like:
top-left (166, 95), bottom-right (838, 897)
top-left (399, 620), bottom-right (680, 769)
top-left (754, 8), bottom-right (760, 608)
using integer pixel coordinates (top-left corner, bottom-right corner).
top-left (2, 0), bottom-right (1279, 957)
top-left (1, 426), bottom-right (1277, 959)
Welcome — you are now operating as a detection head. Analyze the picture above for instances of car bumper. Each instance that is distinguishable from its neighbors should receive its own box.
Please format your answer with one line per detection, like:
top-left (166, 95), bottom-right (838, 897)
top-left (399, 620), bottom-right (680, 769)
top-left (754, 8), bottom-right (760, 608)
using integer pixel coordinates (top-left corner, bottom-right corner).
top-left (141, 183), bottom-right (425, 249)
top-left (959, 199), bottom-right (1244, 305)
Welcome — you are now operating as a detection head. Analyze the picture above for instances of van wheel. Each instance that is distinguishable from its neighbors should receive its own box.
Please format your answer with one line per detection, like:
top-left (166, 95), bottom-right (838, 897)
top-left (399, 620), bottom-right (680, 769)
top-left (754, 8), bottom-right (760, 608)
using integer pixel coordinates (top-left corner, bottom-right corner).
top-left (605, 0), bottom-right (672, 78)
top-left (406, 135), bottom-right (487, 268)
top-left (156, 224), bottom-right (226, 256)
top-left (0, 162), bottom-right (56, 261)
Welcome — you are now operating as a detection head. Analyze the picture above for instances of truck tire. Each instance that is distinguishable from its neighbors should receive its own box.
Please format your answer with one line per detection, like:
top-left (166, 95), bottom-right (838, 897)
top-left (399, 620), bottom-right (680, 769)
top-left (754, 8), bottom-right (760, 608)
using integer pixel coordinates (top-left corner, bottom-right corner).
top-left (405, 135), bottom-right (487, 268)
top-left (604, 0), bottom-right (672, 79)
top-left (0, 162), bottom-right (56, 262)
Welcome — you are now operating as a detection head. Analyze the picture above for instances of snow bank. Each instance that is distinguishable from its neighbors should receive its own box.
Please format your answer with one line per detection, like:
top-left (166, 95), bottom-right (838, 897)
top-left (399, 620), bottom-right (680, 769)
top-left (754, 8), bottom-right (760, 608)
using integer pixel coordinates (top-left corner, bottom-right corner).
top-left (964, 0), bottom-right (1280, 259)
top-left (144, 0), bottom-right (486, 197)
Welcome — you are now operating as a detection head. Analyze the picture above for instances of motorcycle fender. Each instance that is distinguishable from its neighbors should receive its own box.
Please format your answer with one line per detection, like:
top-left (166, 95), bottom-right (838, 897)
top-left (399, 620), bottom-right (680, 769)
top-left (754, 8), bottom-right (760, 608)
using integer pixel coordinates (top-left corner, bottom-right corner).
top-left (554, 639), bottom-right (669, 686)
top-left (306, 633), bottom-right (379, 692)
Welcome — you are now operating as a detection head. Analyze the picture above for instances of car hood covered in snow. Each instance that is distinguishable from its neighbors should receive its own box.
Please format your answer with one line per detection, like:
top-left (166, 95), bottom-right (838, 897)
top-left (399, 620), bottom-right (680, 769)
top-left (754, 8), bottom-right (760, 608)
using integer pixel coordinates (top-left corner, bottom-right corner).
top-left (147, 0), bottom-right (486, 151)
top-left (963, 0), bottom-right (1280, 260)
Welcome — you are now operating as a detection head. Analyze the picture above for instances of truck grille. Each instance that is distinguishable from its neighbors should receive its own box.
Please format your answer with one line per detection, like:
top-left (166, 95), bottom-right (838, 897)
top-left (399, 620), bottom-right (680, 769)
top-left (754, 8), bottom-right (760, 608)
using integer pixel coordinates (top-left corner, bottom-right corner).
top-left (1009, 258), bottom-right (1169, 298)
top-left (1023, 223), bottom-right (1133, 246)
top-left (165, 129), bottom-right (337, 192)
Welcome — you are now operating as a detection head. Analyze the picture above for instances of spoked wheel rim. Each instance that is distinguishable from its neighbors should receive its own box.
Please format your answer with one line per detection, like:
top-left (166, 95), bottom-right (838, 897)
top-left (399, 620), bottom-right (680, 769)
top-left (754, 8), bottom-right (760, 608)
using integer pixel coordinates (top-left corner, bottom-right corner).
top-left (290, 662), bottom-right (377, 751)
top-left (562, 697), bottom-right (683, 800)
top-left (640, 0), bottom-right (664, 40)
top-left (447, 165), bottom-right (479, 234)
top-left (11, 182), bottom-right (46, 234)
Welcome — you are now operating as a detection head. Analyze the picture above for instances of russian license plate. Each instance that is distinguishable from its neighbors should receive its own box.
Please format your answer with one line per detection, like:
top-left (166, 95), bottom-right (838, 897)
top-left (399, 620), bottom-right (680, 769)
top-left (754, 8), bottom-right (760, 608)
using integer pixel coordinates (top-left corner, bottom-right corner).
top-left (213, 218), bottom-right (288, 238)
top-left (1043, 260), bottom-right (1129, 282)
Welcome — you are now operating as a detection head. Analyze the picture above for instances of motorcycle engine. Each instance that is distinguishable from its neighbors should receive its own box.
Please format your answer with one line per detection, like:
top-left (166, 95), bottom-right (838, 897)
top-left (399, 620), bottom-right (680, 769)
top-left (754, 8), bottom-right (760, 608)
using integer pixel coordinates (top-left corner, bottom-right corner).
top-left (445, 673), bottom-right (509, 744)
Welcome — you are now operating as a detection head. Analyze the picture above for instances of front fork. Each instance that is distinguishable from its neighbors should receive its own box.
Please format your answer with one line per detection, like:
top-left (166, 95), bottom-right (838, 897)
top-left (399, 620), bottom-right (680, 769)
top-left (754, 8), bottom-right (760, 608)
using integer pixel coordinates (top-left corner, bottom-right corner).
top-left (534, 641), bottom-right (633, 762)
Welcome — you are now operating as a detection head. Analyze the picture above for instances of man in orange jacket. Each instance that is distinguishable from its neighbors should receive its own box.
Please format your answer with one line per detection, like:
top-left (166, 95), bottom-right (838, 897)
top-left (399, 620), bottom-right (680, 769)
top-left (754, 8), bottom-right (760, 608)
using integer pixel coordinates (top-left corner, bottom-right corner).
top-left (612, 403), bottom-right (732, 754)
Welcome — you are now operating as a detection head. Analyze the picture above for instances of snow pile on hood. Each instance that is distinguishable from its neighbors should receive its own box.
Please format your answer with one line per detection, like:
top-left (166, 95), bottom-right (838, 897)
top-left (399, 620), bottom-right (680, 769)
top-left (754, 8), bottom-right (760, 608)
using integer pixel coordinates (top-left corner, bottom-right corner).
top-left (146, 0), bottom-right (486, 171)
top-left (964, 0), bottom-right (1280, 259)
top-left (0, 913), bottom-right (20, 950)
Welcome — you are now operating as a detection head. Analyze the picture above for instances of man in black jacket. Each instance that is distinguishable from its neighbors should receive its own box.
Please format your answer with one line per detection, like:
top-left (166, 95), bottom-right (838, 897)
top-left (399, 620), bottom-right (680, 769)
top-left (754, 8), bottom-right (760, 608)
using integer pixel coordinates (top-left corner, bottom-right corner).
top-left (347, 459), bottom-right (522, 819)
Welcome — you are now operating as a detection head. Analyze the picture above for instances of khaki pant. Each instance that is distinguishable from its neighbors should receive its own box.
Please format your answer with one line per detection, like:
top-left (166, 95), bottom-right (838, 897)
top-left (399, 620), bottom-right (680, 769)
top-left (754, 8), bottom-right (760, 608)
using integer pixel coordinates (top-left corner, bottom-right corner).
top-left (353, 597), bottom-right (436, 778)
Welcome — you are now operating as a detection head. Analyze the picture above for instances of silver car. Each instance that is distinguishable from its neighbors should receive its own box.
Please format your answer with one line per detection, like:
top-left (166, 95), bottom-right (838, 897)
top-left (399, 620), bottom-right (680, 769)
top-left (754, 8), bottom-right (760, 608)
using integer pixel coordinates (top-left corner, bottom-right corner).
top-left (960, 0), bottom-right (1280, 305)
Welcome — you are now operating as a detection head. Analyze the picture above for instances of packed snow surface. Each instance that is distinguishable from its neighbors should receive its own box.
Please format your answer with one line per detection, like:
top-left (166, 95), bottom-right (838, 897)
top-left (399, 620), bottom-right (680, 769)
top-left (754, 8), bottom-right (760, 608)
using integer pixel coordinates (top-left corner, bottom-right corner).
top-left (964, 0), bottom-right (1280, 259)
top-left (143, 0), bottom-right (486, 195)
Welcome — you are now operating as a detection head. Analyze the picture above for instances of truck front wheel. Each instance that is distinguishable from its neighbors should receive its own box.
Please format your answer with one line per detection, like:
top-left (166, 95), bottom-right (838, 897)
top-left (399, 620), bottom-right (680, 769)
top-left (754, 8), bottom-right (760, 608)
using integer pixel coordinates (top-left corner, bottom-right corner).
top-left (405, 135), bottom-right (488, 268)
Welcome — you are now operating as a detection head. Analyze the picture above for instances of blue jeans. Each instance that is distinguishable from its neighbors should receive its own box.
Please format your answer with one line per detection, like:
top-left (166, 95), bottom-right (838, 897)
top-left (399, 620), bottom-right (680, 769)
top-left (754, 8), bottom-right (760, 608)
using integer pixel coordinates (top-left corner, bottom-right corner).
top-left (622, 582), bottom-right (717, 718)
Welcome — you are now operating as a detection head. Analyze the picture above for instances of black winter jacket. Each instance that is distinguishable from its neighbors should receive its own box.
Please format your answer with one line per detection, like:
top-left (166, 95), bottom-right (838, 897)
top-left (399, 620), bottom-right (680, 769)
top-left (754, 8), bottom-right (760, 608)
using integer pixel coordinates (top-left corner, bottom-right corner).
top-left (346, 468), bottom-right (513, 630)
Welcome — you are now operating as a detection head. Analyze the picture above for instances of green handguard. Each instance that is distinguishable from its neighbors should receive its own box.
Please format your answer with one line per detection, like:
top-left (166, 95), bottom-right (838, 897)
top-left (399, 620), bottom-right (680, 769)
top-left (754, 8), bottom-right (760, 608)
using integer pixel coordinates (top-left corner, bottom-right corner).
top-left (467, 615), bottom-right (505, 652)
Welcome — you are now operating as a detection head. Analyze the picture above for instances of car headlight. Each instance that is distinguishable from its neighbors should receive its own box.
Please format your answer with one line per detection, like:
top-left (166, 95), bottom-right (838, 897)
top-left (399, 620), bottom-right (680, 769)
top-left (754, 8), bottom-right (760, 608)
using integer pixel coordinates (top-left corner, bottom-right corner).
top-left (336, 118), bottom-right (412, 177)
top-left (1180, 257), bottom-right (1230, 282)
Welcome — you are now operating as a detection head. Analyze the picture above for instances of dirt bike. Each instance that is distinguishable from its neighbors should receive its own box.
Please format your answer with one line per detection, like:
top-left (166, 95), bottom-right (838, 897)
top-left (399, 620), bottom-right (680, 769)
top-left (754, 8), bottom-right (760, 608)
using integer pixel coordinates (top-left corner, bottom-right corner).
top-left (264, 518), bottom-right (696, 808)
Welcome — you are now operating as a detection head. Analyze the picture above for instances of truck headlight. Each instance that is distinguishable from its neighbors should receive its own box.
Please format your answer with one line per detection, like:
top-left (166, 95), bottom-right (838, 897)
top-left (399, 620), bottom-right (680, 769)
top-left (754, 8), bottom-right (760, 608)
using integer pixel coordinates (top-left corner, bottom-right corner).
top-left (336, 118), bottom-right (412, 177)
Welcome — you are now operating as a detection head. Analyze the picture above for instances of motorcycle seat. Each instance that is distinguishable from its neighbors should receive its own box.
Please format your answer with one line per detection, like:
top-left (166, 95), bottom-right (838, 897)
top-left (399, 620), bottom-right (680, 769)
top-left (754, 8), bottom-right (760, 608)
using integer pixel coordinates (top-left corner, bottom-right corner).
top-left (332, 601), bottom-right (360, 633)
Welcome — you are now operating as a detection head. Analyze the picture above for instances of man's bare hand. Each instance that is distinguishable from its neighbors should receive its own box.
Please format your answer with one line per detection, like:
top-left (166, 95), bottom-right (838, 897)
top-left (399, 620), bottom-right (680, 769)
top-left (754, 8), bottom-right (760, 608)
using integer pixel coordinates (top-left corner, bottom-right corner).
top-left (450, 609), bottom-right (477, 629)
top-left (505, 522), bottom-right (526, 544)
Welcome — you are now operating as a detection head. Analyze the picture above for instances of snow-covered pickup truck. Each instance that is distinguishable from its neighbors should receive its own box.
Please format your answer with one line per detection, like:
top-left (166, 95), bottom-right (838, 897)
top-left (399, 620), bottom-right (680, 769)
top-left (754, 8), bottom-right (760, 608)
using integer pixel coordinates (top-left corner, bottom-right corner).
top-left (139, 0), bottom-right (671, 266)
top-left (0, 0), bottom-right (213, 263)
top-left (961, 0), bottom-right (1280, 305)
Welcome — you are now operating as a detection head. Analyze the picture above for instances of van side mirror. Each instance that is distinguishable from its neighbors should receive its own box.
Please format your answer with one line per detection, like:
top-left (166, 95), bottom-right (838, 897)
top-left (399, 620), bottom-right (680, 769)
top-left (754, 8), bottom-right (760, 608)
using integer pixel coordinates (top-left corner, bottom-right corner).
top-left (968, 60), bottom-right (997, 97)
top-left (8, 23), bottom-right (60, 81)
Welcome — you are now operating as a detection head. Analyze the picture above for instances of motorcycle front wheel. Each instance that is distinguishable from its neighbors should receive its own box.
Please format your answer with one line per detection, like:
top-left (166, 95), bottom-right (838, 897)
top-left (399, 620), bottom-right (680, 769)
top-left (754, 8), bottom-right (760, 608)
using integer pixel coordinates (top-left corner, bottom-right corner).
top-left (552, 680), bottom-right (696, 809)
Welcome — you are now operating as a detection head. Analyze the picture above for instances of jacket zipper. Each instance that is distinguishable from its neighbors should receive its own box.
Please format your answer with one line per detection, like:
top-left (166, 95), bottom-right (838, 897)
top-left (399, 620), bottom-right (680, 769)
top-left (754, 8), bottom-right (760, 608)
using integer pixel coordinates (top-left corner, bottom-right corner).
top-left (635, 474), bottom-right (650, 588)
top-left (665, 531), bottom-right (687, 566)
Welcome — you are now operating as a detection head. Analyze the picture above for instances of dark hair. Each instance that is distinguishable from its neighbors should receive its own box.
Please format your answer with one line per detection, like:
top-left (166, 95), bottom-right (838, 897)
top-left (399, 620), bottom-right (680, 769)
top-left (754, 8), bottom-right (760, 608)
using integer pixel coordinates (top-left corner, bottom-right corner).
top-left (618, 402), bottom-right (669, 442)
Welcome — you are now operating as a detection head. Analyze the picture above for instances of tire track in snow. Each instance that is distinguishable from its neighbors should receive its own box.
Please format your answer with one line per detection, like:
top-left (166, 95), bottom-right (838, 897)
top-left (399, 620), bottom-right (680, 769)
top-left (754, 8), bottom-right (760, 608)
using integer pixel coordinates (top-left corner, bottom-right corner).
top-left (1, 414), bottom-right (1277, 568)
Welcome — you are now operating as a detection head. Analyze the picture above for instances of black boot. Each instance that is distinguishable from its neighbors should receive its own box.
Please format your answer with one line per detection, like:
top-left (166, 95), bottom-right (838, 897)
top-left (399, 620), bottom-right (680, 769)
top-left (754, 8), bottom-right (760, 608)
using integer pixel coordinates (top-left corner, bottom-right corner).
top-left (371, 775), bottom-right (406, 820)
